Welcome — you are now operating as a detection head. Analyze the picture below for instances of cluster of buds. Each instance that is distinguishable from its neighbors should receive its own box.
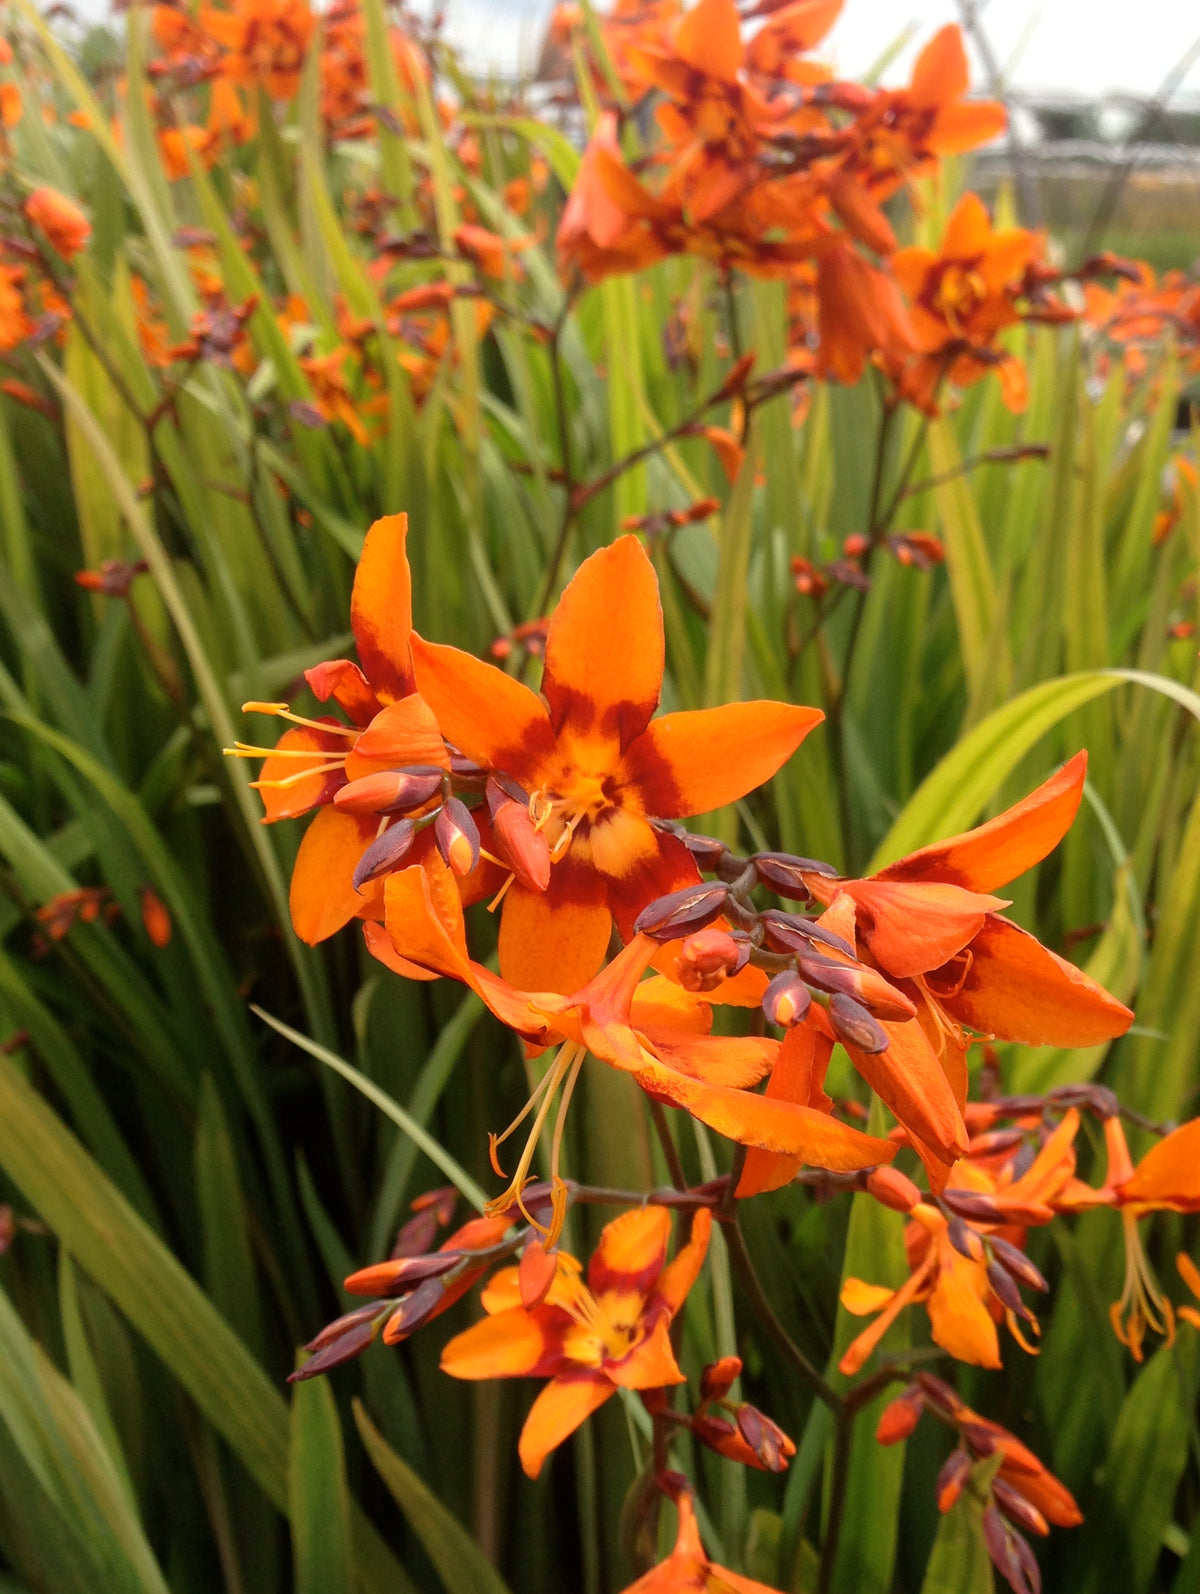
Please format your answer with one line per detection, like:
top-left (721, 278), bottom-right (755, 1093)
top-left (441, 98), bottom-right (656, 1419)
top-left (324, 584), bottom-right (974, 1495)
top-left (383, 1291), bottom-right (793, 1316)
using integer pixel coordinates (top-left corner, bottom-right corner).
top-left (290, 1188), bottom-right (523, 1381)
top-left (632, 838), bottom-right (920, 1056)
top-left (683, 1356), bottom-right (796, 1472)
top-left (878, 1373), bottom-right (1081, 1594)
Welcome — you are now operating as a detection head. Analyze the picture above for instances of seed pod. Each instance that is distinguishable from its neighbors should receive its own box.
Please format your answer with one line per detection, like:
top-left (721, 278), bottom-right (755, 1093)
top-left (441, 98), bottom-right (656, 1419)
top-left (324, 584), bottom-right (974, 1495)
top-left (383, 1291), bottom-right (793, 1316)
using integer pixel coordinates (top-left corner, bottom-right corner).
top-left (936, 1448), bottom-right (972, 1512)
top-left (987, 1234), bottom-right (1048, 1292)
top-left (762, 971), bottom-right (812, 1028)
top-left (352, 819), bottom-right (416, 889)
top-left (334, 765), bottom-right (445, 815)
top-left (827, 992), bottom-right (889, 1053)
top-left (865, 1166), bottom-right (922, 1214)
top-left (487, 779), bottom-right (551, 892)
top-left (633, 882), bottom-right (729, 941)
top-left (992, 1479), bottom-right (1050, 1539)
top-left (435, 798), bottom-right (481, 875)
top-left (759, 908), bottom-right (856, 959)
top-left (753, 851), bottom-right (839, 900)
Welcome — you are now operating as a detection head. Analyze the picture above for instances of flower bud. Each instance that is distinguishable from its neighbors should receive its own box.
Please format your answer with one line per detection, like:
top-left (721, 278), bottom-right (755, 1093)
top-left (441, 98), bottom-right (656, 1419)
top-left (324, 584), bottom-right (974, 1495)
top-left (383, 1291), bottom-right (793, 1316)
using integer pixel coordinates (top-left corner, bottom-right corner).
top-left (940, 1188), bottom-right (1005, 1224)
top-left (289, 1307), bottom-right (381, 1381)
top-left (344, 1251), bottom-right (462, 1297)
top-left (793, 948), bottom-right (916, 1021)
top-left (435, 798), bottom-right (480, 875)
top-left (352, 819), bottom-right (416, 889)
top-left (828, 992), bottom-right (889, 1053)
top-left (986, 1260), bottom-right (1034, 1322)
top-left (381, 1277), bottom-right (449, 1343)
top-left (759, 908), bottom-right (855, 959)
top-left (946, 1216), bottom-right (982, 1261)
top-left (915, 1373), bottom-right (962, 1420)
top-left (633, 883), bottom-right (729, 941)
top-left (677, 927), bottom-right (745, 992)
top-left (936, 1448), bottom-right (972, 1512)
top-left (735, 1404), bottom-right (796, 1472)
top-left (982, 1507), bottom-right (1037, 1594)
top-left (876, 1386), bottom-right (923, 1444)
top-left (992, 1479), bottom-right (1050, 1538)
top-left (487, 779), bottom-right (551, 892)
top-left (865, 1166), bottom-right (922, 1214)
top-left (700, 1356), bottom-right (742, 1403)
top-left (679, 830), bottom-right (730, 867)
top-left (753, 852), bottom-right (839, 900)
top-left (762, 971), bottom-right (812, 1028)
top-left (987, 1235), bottom-right (1048, 1293)
top-left (335, 765), bottom-right (445, 815)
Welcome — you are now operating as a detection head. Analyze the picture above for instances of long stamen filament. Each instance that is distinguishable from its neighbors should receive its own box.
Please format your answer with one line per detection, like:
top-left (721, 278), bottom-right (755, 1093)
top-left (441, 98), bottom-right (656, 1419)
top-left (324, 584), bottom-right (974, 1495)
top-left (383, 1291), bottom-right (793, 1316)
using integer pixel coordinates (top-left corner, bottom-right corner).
top-left (241, 701), bottom-right (359, 737)
top-left (251, 761), bottom-right (346, 790)
top-left (486, 1043), bottom-right (585, 1237)
top-left (1111, 1208), bottom-right (1175, 1362)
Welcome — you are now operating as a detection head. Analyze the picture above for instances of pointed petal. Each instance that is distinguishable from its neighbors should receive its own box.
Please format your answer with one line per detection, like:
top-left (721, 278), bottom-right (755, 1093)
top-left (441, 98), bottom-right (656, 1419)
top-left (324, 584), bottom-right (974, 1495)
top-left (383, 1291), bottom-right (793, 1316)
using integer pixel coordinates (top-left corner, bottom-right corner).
top-left (343, 694), bottom-right (450, 779)
top-left (653, 1207), bottom-right (712, 1317)
top-left (350, 513), bottom-right (416, 702)
top-left (650, 1033), bottom-right (776, 1089)
top-left (839, 1258), bottom-right (933, 1375)
top-left (362, 919), bottom-right (439, 981)
top-left (1121, 1118), bottom-right (1200, 1212)
top-left (908, 25), bottom-right (968, 109)
top-left (410, 634), bottom-right (555, 774)
top-left (540, 536), bottom-right (664, 749)
top-left (841, 1278), bottom-right (898, 1315)
top-left (255, 725), bottom-right (346, 821)
top-left (498, 862), bottom-right (612, 996)
top-left (672, 0), bottom-right (743, 79)
top-left (290, 807), bottom-right (378, 944)
top-left (925, 1246), bottom-right (1002, 1367)
top-left (440, 1305), bottom-right (566, 1380)
top-left (928, 98), bottom-right (1007, 154)
top-left (736, 1024), bottom-right (836, 1197)
top-left (941, 916), bottom-right (1134, 1047)
top-left (635, 1058), bottom-right (896, 1169)
top-left (630, 976), bottom-right (712, 1034)
top-left (845, 1017), bottom-right (968, 1166)
top-left (941, 190), bottom-right (990, 257)
top-left (877, 753), bottom-right (1088, 892)
top-left (381, 859), bottom-right (472, 977)
top-left (587, 1206), bottom-right (671, 1297)
top-left (828, 878), bottom-right (1005, 977)
top-left (621, 702), bottom-right (824, 818)
top-left (517, 1371), bottom-right (614, 1478)
top-left (305, 658), bottom-right (380, 725)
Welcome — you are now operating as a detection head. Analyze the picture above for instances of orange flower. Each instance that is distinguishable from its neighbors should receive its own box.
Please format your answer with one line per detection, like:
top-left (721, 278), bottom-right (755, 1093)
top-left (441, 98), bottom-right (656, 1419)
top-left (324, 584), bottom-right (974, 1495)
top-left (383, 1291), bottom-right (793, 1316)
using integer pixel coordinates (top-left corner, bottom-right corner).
top-left (227, 513), bottom-right (454, 944)
top-left (799, 754), bottom-right (1134, 1164)
top-left (441, 1205), bottom-right (709, 1477)
top-left (0, 266), bottom-right (32, 352)
top-left (299, 348), bottom-right (372, 446)
top-left (839, 1111), bottom-right (1081, 1373)
top-left (889, 193), bottom-right (1039, 412)
top-left (410, 535), bottom-right (822, 994)
top-left (200, 0), bottom-right (316, 100)
top-left (376, 858), bottom-right (895, 1228)
top-left (619, 1478), bottom-right (786, 1593)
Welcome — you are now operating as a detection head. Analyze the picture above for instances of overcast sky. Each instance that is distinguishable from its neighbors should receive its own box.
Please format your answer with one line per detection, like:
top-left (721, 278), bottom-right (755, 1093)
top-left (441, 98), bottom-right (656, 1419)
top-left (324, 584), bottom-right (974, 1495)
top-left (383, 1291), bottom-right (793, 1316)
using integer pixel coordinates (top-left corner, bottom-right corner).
top-left (443, 0), bottom-right (1200, 99)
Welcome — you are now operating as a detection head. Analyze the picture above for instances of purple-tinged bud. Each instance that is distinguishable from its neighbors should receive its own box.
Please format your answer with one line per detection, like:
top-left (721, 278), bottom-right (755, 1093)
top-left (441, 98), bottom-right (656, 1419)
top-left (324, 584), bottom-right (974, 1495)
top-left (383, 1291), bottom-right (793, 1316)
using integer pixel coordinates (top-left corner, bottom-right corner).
top-left (793, 947), bottom-right (916, 1021)
top-left (988, 1235), bottom-right (1048, 1292)
top-left (936, 1448), bottom-right (972, 1512)
top-left (449, 753), bottom-right (486, 780)
top-left (381, 1277), bottom-right (448, 1343)
top-left (876, 1385), bottom-right (923, 1444)
top-left (487, 772), bottom-right (532, 809)
top-left (866, 1167), bottom-right (922, 1213)
top-left (941, 1188), bottom-right (1005, 1223)
top-left (828, 992), bottom-right (889, 1053)
top-left (762, 971), bottom-right (812, 1028)
top-left (353, 819), bottom-right (415, 890)
top-left (344, 1251), bottom-right (462, 1298)
top-left (289, 1308), bottom-right (381, 1380)
top-left (303, 1303), bottom-right (384, 1353)
top-left (334, 765), bottom-right (445, 815)
top-left (633, 883), bottom-right (729, 941)
top-left (992, 1480), bottom-right (1049, 1539)
top-left (915, 1373), bottom-right (962, 1420)
top-left (753, 852), bottom-right (838, 900)
top-left (946, 1216), bottom-right (980, 1261)
top-left (960, 1421), bottom-right (999, 1457)
top-left (983, 1507), bottom-right (1040, 1594)
top-left (435, 798), bottom-right (480, 876)
top-left (676, 829), bottom-right (729, 867)
top-left (759, 909), bottom-right (856, 960)
top-left (735, 1404), bottom-right (795, 1472)
top-left (986, 1261), bottom-right (1034, 1322)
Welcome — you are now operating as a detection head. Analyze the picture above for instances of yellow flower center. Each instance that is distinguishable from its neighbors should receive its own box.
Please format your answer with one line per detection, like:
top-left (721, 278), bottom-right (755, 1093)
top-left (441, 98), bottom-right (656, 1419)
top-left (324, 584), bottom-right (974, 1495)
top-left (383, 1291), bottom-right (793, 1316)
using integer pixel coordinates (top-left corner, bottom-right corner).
top-left (933, 263), bottom-right (987, 333)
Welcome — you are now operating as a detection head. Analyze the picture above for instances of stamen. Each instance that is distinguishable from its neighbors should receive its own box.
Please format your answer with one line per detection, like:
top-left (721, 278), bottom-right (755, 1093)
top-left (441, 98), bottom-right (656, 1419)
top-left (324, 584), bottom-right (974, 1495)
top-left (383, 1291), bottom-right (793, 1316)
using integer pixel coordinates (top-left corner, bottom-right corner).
top-left (241, 701), bottom-right (359, 737)
top-left (251, 760), bottom-right (345, 791)
top-left (1111, 1208), bottom-right (1176, 1362)
top-left (485, 1043), bottom-right (585, 1238)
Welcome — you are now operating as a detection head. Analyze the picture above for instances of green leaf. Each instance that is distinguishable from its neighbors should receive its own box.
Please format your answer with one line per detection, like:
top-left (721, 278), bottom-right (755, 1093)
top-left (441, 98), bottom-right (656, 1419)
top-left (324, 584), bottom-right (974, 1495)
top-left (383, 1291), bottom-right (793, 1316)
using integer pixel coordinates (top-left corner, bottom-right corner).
top-left (289, 1378), bottom-right (355, 1594)
top-left (354, 1400), bottom-right (514, 1594)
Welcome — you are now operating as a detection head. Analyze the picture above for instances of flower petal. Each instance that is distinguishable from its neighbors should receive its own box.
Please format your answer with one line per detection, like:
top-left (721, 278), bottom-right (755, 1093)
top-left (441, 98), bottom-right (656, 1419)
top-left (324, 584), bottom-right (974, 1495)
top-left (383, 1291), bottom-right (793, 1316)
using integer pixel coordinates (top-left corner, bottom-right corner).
top-left (653, 1206), bottom-right (712, 1317)
top-left (350, 513), bottom-right (416, 702)
top-left (672, 0), bottom-right (743, 79)
top-left (601, 822), bottom-right (702, 943)
top-left (440, 1304), bottom-right (566, 1380)
top-left (290, 807), bottom-right (378, 944)
top-left (812, 877), bottom-right (1005, 978)
top-left (736, 1023), bottom-right (836, 1197)
top-left (255, 725), bottom-right (346, 821)
top-left (607, 1315), bottom-right (685, 1389)
top-left (925, 1246), bottom-right (1002, 1368)
top-left (620, 702), bottom-right (824, 819)
top-left (343, 694), bottom-right (450, 779)
top-left (518, 1371), bottom-right (614, 1478)
top-left (941, 915), bottom-right (1134, 1047)
top-left (499, 861), bottom-right (613, 995)
top-left (410, 634), bottom-right (555, 773)
top-left (908, 22), bottom-right (968, 107)
top-left (844, 1017), bottom-right (968, 1167)
top-left (650, 1033), bottom-right (776, 1089)
top-left (540, 536), bottom-right (664, 749)
top-left (587, 1206), bottom-right (672, 1298)
top-left (1121, 1118), bottom-right (1200, 1212)
top-left (877, 753), bottom-right (1087, 892)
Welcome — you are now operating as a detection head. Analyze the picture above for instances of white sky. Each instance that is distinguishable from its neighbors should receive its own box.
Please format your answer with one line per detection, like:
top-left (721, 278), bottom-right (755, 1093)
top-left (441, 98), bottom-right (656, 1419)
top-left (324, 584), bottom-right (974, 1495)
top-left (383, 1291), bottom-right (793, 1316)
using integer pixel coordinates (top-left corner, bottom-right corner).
top-left (444, 0), bottom-right (1200, 99)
